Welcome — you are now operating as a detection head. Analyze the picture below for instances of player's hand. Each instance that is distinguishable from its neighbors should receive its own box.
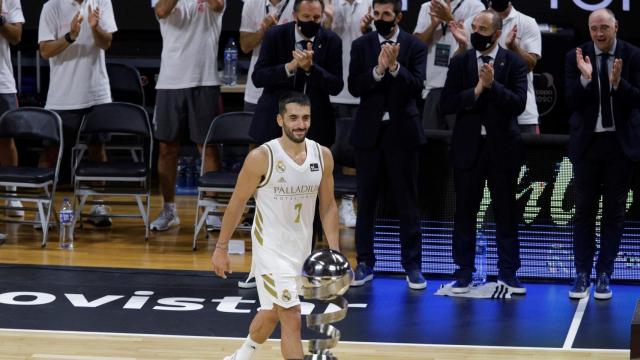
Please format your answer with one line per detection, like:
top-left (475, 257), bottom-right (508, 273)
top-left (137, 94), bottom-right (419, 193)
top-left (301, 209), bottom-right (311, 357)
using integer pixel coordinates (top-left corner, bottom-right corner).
top-left (360, 6), bottom-right (373, 34)
top-left (449, 20), bottom-right (468, 47)
top-left (430, 0), bottom-right (453, 23)
top-left (479, 63), bottom-right (494, 89)
top-left (384, 43), bottom-right (400, 71)
top-left (260, 13), bottom-right (278, 33)
top-left (611, 58), bottom-right (623, 89)
top-left (505, 25), bottom-right (518, 50)
top-left (212, 248), bottom-right (232, 279)
top-left (88, 5), bottom-right (101, 29)
top-left (70, 11), bottom-right (83, 40)
top-left (576, 47), bottom-right (593, 81)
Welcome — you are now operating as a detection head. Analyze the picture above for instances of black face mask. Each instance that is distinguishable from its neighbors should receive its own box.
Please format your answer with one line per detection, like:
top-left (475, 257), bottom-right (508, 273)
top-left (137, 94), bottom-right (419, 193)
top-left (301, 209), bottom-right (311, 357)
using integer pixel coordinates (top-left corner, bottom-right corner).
top-left (297, 20), bottom-right (321, 39)
top-left (470, 31), bottom-right (496, 51)
top-left (374, 18), bottom-right (396, 37)
top-left (490, 0), bottom-right (510, 12)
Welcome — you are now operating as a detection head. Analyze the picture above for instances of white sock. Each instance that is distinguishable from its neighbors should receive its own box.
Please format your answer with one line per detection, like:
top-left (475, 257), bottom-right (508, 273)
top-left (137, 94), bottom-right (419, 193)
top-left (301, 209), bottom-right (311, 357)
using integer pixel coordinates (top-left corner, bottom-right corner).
top-left (342, 194), bottom-right (354, 201)
top-left (234, 335), bottom-right (260, 360)
top-left (163, 202), bottom-right (176, 212)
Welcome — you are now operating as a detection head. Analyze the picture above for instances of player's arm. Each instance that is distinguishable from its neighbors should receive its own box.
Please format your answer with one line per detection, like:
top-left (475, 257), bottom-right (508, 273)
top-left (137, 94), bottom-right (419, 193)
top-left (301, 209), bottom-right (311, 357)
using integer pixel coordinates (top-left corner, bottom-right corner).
top-left (212, 147), bottom-right (268, 278)
top-left (317, 146), bottom-right (340, 252)
top-left (0, 21), bottom-right (22, 45)
top-left (207, 0), bottom-right (225, 13)
top-left (155, 0), bottom-right (179, 19)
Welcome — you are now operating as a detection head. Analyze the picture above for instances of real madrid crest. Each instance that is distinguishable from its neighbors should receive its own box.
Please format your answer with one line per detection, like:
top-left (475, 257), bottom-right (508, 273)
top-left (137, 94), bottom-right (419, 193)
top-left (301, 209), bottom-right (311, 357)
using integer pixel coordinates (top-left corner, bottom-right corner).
top-left (282, 289), bottom-right (292, 302)
top-left (276, 160), bottom-right (286, 173)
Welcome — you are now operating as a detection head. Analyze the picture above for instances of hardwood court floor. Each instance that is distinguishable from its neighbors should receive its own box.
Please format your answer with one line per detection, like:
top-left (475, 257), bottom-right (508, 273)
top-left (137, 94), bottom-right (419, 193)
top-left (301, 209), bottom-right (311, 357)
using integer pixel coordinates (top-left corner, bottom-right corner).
top-left (0, 193), bottom-right (629, 360)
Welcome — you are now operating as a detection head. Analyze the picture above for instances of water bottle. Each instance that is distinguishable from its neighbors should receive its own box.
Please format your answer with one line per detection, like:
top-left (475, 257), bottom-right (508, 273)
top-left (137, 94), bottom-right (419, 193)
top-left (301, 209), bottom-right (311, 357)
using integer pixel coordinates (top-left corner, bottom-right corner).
top-left (223, 37), bottom-right (238, 86)
top-left (59, 198), bottom-right (74, 250)
top-left (473, 231), bottom-right (487, 285)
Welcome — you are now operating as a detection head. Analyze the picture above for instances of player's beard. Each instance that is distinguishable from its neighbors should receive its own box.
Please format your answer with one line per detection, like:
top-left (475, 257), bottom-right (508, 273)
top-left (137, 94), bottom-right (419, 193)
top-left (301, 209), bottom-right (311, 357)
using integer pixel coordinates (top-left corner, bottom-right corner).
top-left (283, 125), bottom-right (307, 143)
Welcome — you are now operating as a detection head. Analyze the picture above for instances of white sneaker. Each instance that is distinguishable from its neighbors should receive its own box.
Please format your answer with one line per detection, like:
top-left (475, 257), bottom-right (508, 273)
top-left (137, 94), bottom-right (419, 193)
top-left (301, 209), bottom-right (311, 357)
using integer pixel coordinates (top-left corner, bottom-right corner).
top-left (238, 274), bottom-right (257, 289)
top-left (206, 213), bottom-right (222, 230)
top-left (6, 200), bottom-right (24, 217)
top-left (223, 352), bottom-right (238, 360)
top-left (87, 205), bottom-right (112, 227)
top-left (338, 198), bottom-right (356, 228)
top-left (150, 207), bottom-right (180, 231)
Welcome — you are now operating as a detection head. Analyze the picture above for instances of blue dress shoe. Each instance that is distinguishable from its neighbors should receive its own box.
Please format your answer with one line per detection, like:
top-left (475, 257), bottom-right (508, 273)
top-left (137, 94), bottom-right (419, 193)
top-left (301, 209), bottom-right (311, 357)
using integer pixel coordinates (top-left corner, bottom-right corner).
top-left (569, 272), bottom-right (591, 299)
top-left (351, 262), bottom-right (373, 287)
top-left (406, 269), bottom-right (427, 290)
top-left (594, 272), bottom-right (612, 300)
top-left (498, 276), bottom-right (527, 295)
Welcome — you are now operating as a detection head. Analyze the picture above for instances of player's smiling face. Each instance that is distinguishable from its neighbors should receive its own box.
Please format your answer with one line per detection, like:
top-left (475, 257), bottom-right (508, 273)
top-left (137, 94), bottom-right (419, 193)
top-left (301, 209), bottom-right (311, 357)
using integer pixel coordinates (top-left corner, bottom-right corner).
top-left (278, 103), bottom-right (311, 144)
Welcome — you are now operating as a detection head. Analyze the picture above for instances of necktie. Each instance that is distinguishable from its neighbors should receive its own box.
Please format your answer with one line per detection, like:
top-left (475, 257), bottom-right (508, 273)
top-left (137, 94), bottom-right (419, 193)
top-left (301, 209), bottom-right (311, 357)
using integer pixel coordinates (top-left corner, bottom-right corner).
top-left (480, 55), bottom-right (492, 64)
top-left (381, 40), bottom-right (394, 46)
top-left (599, 53), bottom-right (613, 128)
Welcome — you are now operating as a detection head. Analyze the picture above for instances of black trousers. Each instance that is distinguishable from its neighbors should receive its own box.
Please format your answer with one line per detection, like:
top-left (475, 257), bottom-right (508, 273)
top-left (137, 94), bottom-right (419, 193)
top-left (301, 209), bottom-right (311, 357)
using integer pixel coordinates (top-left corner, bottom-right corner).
top-left (453, 139), bottom-right (520, 280)
top-left (354, 133), bottom-right (422, 272)
top-left (573, 132), bottom-right (633, 276)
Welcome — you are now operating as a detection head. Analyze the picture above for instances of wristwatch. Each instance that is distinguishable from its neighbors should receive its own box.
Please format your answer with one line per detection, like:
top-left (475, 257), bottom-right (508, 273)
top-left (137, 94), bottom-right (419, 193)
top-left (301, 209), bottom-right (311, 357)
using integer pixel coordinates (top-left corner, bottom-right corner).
top-left (64, 32), bottom-right (76, 44)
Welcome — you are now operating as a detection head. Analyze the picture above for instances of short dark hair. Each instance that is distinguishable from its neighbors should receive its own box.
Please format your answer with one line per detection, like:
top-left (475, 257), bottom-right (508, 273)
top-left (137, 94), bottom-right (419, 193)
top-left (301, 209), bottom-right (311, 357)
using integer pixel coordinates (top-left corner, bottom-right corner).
top-left (294, 0), bottom-right (325, 12)
top-left (278, 92), bottom-right (311, 116)
top-left (372, 0), bottom-right (402, 15)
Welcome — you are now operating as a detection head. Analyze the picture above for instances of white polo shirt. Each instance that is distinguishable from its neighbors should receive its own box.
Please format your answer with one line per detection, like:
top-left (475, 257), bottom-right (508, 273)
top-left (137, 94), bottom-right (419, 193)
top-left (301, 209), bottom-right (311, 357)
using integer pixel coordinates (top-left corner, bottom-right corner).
top-left (240, 0), bottom-right (295, 104)
top-left (330, 0), bottom-right (371, 105)
top-left (38, 0), bottom-right (117, 110)
top-left (0, 0), bottom-right (24, 94)
top-left (496, 7), bottom-right (542, 125)
top-left (414, 0), bottom-right (485, 99)
top-left (154, 0), bottom-right (225, 90)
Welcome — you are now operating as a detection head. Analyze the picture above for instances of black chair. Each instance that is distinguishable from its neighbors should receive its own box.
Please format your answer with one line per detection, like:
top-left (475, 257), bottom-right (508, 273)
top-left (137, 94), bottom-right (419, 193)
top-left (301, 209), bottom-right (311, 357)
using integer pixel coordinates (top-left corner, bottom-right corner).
top-left (107, 63), bottom-right (145, 107)
top-left (193, 112), bottom-right (255, 250)
top-left (71, 102), bottom-right (153, 240)
top-left (0, 108), bottom-right (63, 247)
top-left (331, 117), bottom-right (357, 196)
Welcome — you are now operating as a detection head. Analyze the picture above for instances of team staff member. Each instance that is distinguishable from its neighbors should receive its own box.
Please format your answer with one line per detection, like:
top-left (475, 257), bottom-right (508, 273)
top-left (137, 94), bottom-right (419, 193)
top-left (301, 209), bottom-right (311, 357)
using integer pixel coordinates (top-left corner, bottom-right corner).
top-left (150, 0), bottom-right (225, 232)
top-left (565, 9), bottom-right (640, 300)
top-left (0, 0), bottom-right (24, 221)
top-left (38, 0), bottom-right (117, 227)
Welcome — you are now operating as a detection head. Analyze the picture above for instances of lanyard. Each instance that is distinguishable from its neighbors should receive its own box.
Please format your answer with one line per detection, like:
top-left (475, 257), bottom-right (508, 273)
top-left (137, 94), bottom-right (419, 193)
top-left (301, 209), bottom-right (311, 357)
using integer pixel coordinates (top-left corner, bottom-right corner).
top-left (441, 0), bottom-right (465, 36)
top-left (265, 0), bottom-right (291, 21)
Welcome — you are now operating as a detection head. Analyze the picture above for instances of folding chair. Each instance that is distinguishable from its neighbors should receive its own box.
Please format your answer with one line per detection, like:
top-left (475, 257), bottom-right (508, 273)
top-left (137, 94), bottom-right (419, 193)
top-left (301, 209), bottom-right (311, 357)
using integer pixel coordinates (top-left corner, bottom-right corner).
top-left (193, 112), bottom-right (254, 250)
top-left (71, 102), bottom-right (153, 240)
top-left (331, 117), bottom-right (357, 196)
top-left (107, 63), bottom-right (145, 107)
top-left (0, 108), bottom-right (63, 247)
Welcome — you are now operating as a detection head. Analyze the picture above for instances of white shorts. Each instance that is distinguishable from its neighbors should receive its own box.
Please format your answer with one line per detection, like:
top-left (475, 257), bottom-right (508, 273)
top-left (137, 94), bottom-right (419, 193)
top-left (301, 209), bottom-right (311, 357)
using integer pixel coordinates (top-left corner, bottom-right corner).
top-left (255, 273), bottom-right (301, 310)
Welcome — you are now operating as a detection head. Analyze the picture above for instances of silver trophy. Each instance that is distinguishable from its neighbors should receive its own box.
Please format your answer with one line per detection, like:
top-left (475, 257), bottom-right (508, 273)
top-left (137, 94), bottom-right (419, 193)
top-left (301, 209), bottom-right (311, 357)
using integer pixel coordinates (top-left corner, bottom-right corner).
top-left (301, 249), bottom-right (353, 360)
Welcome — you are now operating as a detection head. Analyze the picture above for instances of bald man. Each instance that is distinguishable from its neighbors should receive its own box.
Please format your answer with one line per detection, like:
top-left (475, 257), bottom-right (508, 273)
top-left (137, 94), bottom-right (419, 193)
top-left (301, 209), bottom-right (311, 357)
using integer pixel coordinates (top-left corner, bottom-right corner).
top-left (565, 9), bottom-right (640, 300)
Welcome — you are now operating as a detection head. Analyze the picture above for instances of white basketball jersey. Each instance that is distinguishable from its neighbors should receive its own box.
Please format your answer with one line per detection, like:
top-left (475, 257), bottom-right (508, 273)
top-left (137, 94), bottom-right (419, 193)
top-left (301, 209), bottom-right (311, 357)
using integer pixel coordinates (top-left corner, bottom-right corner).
top-left (251, 138), bottom-right (324, 277)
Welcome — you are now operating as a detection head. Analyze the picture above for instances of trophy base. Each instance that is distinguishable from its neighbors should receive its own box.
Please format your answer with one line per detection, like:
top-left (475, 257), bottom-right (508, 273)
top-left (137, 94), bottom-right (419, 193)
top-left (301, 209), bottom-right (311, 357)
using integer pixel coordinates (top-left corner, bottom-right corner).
top-left (304, 354), bottom-right (337, 360)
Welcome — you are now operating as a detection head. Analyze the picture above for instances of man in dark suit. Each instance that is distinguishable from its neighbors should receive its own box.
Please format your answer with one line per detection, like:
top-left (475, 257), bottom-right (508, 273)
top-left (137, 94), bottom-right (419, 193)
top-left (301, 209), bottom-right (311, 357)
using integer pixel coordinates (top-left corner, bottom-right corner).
top-left (250, 0), bottom-right (343, 147)
top-left (441, 9), bottom-right (528, 294)
top-left (348, 0), bottom-right (427, 289)
top-left (565, 9), bottom-right (640, 301)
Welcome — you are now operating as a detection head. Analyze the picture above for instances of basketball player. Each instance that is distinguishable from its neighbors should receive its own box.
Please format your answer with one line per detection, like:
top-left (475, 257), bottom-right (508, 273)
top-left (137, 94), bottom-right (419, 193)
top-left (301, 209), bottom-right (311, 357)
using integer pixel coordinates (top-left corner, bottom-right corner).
top-left (212, 92), bottom-right (340, 360)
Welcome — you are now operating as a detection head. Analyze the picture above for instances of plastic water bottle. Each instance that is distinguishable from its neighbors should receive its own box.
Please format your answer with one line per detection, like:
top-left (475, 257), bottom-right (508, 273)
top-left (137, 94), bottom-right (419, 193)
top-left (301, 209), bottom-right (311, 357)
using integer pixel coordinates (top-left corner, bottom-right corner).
top-left (59, 198), bottom-right (74, 250)
top-left (473, 231), bottom-right (487, 285)
top-left (223, 37), bottom-right (238, 86)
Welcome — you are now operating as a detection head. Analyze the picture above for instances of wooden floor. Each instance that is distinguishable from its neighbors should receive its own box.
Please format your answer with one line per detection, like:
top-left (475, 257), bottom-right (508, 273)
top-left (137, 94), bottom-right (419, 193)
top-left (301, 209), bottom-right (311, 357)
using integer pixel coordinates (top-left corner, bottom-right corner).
top-left (0, 193), bottom-right (628, 360)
